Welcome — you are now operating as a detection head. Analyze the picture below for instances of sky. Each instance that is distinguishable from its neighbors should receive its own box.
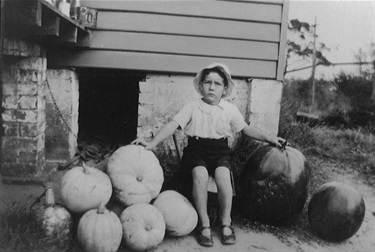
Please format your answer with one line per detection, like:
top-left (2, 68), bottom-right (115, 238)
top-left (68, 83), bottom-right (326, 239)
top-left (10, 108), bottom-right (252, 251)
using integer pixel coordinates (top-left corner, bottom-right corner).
top-left (286, 0), bottom-right (375, 79)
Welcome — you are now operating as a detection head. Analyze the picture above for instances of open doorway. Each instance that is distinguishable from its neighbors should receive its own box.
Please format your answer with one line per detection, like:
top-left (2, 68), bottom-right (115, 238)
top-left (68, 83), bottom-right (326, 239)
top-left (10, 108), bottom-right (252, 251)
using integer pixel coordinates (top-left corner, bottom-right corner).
top-left (77, 68), bottom-right (144, 156)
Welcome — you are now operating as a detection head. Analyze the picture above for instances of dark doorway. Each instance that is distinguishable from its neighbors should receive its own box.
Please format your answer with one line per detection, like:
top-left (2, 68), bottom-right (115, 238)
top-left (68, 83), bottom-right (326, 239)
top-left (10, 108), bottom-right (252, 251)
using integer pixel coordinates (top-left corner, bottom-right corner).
top-left (77, 68), bottom-right (144, 149)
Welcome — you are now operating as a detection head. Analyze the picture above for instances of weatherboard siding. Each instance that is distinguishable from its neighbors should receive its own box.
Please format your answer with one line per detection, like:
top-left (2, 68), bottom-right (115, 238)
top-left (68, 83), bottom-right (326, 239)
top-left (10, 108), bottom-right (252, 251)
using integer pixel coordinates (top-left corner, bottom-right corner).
top-left (50, 50), bottom-right (277, 78)
top-left (49, 0), bottom-right (288, 79)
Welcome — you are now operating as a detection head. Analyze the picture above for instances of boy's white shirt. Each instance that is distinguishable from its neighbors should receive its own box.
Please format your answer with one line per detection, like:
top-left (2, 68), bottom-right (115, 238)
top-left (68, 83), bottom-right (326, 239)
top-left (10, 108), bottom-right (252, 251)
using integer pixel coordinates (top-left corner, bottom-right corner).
top-left (173, 98), bottom-right (247, 139)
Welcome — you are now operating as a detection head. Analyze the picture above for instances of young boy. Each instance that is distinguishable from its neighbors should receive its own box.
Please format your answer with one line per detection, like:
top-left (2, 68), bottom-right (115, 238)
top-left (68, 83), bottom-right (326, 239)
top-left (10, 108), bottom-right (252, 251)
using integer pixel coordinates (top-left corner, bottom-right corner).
top-left (132, 63), bottom-right (283, 246)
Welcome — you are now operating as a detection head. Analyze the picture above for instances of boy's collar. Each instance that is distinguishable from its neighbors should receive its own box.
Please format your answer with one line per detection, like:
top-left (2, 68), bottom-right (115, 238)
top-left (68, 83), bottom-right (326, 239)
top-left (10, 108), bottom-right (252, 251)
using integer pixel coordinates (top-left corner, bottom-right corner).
top-left (198, 99), bottom-right (225, 113)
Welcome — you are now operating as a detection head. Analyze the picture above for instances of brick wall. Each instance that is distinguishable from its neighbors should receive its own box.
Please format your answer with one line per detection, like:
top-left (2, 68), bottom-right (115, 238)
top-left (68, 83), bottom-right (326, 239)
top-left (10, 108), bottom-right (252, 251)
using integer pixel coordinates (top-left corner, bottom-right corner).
top-left (1, 55), bottom-right (47, 177)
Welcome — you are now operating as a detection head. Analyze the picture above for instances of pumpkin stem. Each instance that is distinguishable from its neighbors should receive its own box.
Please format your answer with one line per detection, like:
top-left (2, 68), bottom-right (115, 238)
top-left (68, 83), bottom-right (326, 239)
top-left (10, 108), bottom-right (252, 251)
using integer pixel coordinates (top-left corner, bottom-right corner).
top-left (281, 139), bottom-right (288, 150)
top-left (97, 202), bottom-right (106, 214)
top-left (45, 185), bottom-right (55, 207)
top-left (82, 162), bottom-right (88, 173)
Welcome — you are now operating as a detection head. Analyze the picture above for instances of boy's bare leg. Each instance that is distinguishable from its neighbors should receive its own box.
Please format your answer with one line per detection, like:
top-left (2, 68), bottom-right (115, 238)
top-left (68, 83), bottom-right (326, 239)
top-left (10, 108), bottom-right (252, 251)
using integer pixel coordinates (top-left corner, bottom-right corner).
top-left (215, 167), bottom-right (233, 229)
top-left (192, 166), bottom-right (210, 230)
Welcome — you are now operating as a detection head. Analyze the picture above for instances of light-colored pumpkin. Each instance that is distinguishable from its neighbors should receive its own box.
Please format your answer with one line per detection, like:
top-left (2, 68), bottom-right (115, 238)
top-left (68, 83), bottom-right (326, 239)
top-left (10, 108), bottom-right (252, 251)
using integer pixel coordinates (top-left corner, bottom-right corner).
top-left (33, 183), bottom-right (73, 241)
top-left (153, 190), bottom-right (198, 236)
top-left (77, 202), bottom-right (123, 252)
top-left (61, 163), bottom-right (112, 212)
top-left (120, 203), bottom-right (165, 251)
top-left (107, 145), bottom-right (164, 206)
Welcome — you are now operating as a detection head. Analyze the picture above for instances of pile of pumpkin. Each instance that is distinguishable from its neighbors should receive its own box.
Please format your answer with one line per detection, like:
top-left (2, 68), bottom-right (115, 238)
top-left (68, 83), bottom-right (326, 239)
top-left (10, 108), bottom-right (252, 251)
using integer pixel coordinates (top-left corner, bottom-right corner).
top-left (33, 142), bottom-right (366, 251)
top-left (33, 145), bottom-right (198, 252)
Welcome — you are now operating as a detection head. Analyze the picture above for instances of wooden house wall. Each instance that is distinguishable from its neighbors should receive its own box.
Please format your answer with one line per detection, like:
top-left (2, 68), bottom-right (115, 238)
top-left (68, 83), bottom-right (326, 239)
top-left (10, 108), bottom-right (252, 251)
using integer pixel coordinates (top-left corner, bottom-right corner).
top-left (48, 0), bottom-right (289, 80)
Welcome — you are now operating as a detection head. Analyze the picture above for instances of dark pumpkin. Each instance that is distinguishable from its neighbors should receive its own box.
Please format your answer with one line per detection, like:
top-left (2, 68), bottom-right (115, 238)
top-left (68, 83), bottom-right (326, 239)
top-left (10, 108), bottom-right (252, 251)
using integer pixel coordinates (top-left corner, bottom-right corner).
top-left (239, 143), bottom-right (310, 225)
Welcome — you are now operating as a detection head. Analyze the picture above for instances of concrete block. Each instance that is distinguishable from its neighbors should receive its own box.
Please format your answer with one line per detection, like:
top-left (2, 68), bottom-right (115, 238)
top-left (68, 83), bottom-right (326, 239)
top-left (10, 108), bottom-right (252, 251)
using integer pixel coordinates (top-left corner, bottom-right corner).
top-left (2, 123), bottom-right (19, 137)
top-left (14, 110), bottom-right (38, 123)
top-left (248, 79), bottom-right (282, 135)
top-left (18, 70), bottom-right (41, 84)
top-left (18, 83), bottom-right (38, 95)
top-left (19, 123), bottom-right (39, 137)
top-left (2, 110), bottom-right (15, 122)
top-left (17, 57), bottom-right (44, 71)
top-left (250, 79), bottom-right (282, 104)
top-left (45, 69), bottom-right (79, 162)
top-left (2, 83), bottom-right (17, 95)
top-left (2, 84), bottom-right (18, 109)
top-left (18, 96), bottom-right (38, 109)
top-left (2, 94), bottom-right (18, 109)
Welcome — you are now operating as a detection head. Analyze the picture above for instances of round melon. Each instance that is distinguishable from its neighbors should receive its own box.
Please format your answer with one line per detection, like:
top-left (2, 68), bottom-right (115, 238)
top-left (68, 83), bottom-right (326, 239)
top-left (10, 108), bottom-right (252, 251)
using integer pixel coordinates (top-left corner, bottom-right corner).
top-left (107, 145), bottom-right (164, 206)
top-left (308, 182), bottom-right (365, 242)
top-left (153, 190), bottom-right (198, 236)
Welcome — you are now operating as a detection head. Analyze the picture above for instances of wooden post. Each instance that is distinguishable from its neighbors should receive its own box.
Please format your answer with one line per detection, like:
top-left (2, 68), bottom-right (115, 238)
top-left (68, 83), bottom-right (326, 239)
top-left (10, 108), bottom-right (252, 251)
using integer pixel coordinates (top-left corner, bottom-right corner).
top-left (310, 16), bottom-right (317, 114)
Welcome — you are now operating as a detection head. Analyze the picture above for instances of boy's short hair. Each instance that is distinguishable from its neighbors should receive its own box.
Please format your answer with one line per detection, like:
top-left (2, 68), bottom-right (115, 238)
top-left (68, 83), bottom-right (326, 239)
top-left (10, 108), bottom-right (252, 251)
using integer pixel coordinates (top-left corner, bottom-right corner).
top-left (200, 67), bottom-right (229, 88)
top-left (193, 63), bottom-right (235, 98)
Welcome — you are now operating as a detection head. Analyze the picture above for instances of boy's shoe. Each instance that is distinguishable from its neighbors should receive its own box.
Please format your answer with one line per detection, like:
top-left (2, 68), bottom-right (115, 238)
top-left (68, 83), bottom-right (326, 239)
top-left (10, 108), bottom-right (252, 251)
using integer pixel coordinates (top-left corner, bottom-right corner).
top-left (221, 224), bottom-right (236, 245)
top-left (197, 226), bottom-right (214, 247)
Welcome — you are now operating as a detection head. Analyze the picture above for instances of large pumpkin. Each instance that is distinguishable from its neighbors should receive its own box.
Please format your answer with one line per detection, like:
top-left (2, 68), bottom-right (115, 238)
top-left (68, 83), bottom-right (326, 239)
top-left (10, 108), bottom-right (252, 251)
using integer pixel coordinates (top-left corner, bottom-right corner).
top-left (61, 163), bottom-right (112, 213)
top-left (120, 203), bottom-right (165, 251)
top-left (107, 145), bottom-right (164, 206)
top-left (77, 202), bottom-right (123, 252)
top-left (153, 190), bottom-right (198, 236)
top-left (240, 143), bottom-right (310, 225)
top-left (32, 183), bottom-right (73, 242)
top-left (308, 182), bottom-right (365, 242)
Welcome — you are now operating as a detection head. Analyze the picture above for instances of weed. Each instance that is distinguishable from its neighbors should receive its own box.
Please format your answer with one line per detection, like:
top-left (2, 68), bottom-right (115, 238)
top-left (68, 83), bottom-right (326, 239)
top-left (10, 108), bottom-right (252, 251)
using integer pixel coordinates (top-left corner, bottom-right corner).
top-left (0, 200), bottom-right (74, 252)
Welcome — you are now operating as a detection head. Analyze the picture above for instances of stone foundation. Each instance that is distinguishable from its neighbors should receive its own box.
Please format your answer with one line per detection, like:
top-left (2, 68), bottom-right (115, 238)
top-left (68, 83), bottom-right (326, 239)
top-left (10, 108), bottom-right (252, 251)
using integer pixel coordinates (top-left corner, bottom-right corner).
top-left (45, 69), bottom-right (79, 169)
top-left (248, 79), bottom-right (283, 136)
top-left (137, 75), bottom-right (282, 157)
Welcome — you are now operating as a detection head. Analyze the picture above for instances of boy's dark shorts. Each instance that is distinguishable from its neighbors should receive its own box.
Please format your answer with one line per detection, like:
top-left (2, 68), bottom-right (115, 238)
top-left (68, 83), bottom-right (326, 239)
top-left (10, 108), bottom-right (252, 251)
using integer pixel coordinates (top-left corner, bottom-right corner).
top-left (181, 136), bottom-right (231, 176)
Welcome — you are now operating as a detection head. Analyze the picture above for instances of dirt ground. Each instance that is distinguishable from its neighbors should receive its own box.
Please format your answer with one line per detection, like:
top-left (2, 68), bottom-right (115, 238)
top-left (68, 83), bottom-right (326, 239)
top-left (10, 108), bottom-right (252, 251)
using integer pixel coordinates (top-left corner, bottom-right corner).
top-left (1, 157), bottom-right (374, 252)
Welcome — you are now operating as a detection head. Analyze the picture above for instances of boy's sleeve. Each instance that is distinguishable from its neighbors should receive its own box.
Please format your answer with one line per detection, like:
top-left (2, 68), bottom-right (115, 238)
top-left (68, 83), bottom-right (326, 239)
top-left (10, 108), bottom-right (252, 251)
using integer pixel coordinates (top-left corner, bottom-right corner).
top-left (172, 103), bottom-right (193, 129)
top-left (230, 106), bottom-right (248, 133)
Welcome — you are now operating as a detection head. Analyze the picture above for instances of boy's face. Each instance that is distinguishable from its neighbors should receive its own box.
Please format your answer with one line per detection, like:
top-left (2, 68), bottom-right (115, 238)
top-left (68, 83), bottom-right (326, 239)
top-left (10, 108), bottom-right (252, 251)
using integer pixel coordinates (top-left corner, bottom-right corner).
top-left (199, 72), bottom-right (227, 105)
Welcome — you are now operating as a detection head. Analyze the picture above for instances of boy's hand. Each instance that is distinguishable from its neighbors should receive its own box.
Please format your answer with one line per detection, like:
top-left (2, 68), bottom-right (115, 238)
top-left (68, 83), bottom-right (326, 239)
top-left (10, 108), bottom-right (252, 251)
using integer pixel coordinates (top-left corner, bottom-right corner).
top-left (268, 136), bottom-right (286, 148)
top-left (130, 138), bottom-right (155, 150)
top-left (277, 137), bottom-right (288, 146)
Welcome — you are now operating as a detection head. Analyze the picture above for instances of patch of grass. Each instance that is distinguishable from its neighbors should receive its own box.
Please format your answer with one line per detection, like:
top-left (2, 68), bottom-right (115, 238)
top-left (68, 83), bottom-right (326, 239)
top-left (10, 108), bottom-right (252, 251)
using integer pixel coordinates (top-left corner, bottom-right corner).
top-left (311, 127), bottom-right (374, 162)
top-left (279, 104), bottom-right (375, 185)
top-left (0, 200), bottom-right (75, 252)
